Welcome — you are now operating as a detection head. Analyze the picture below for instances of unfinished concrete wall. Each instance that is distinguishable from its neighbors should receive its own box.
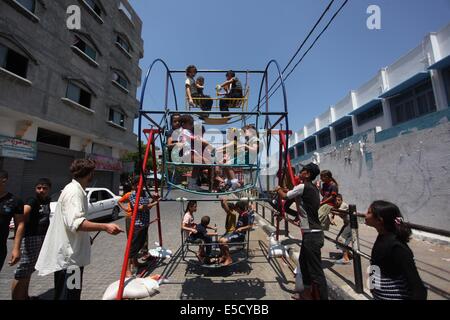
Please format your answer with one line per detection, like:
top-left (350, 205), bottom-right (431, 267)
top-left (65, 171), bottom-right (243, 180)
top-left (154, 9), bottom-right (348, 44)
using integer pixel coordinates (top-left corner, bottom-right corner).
top-left (291, 108), bottom-right (450, 231)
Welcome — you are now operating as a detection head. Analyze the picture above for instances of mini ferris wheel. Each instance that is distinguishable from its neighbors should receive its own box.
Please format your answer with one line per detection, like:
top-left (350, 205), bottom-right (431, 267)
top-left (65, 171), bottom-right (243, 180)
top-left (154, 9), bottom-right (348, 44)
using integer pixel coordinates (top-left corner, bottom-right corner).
top-left (115, 59), bottom-right (299, 300)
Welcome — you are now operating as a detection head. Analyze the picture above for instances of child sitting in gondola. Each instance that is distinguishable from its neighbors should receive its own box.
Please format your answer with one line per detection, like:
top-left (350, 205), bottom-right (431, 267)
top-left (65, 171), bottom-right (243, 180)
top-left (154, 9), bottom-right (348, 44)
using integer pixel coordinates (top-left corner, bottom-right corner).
top-left (181, 201), bottom-right (201, 261)
top-left (190, 216), bottom-right (218, 264)
top-left (195, 76), bottom-right (213, 114)
top-left (214, 128), bottom-right (248, 191)
top-left (218, 201), bottom-right (254, 266)
top-left (175, 115), bottom-right (215, 190)
top-left (166, 113), bottom-right (181, 161)
top-left (220, 198), bottom-right (238, 235)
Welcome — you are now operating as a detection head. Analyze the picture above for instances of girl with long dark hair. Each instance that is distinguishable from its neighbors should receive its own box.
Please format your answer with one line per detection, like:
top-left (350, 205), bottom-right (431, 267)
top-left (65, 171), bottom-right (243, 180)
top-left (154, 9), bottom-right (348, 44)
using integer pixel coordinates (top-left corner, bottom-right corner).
top-left (365, 201), bottom-right (427, 300)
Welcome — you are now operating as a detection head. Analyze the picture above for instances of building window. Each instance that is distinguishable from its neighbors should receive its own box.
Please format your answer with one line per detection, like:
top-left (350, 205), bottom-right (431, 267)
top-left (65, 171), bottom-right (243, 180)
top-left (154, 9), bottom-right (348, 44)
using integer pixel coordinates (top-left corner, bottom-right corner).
top-left (66, 82), bottom-right (92, 108)
top-left (37, 128), bottom-right (71, 149)
top-left (84, 0), bottom-right (102, 16)
top-left (335, 120), bottom-right (353, 142)
top-left (73, 35), bottom-right (97, 62)
top-left (16, 0), bottom-right (35, 12)
top-left (116, 34), bottom-right (131, 53)
top-left (356, 103), bottom-right (383, 126)
top-left (0, 43), bottom-right (29, 78)
top-left (288, 148), bottom-right (295, 160)
top-left (318, 130), bottom-right (331, 148)
top-left (109, 109), bottom-right (125, 127)
top-left (295, 143), bottom-right (305, 157)
top-left (390, 79), bottom-right (437, 125)
top-left (305, 138), bottom-right (317, 153)
top-left (119, 2), bottom-right (133, 23)
top-left (112, 71), bottom-right (128, 90)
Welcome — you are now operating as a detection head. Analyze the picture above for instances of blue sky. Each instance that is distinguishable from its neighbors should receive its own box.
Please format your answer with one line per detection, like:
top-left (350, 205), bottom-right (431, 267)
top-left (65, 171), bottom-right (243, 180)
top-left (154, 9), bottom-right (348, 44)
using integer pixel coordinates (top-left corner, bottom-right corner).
top-left (129, 0), bottom-right (450, 133)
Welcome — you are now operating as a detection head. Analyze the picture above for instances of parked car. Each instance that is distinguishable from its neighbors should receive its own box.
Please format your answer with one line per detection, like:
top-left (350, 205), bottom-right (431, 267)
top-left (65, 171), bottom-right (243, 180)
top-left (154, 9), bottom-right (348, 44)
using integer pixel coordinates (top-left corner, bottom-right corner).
top-left (145, 173), bottom-right (162, 186)
top-left (50, 187), bottom-right (122, 221)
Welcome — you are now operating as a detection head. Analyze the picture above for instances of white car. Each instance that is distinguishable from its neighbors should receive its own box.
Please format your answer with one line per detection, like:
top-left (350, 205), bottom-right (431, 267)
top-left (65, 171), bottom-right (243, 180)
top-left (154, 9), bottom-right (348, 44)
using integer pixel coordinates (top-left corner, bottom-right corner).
top-left (50, 187), bottom-right (122, 221)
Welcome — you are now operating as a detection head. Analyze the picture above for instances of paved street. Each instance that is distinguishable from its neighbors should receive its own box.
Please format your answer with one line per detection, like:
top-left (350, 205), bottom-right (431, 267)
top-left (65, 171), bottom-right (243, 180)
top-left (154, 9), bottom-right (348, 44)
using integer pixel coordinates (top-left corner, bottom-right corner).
top-left (0, 191), bottom-right (296, 300)
top-left (2, 190), bottom-right (448, 300)
top-left (255, 204), bottom-right (450, 300)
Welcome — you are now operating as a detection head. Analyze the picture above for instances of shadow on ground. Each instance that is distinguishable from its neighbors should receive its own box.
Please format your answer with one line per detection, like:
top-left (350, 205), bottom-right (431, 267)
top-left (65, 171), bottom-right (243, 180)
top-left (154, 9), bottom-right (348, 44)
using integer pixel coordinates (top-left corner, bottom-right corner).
top-left (180, 277), bottom-right (266, 300)
top-left (37, 289), bottom-right (54, 300)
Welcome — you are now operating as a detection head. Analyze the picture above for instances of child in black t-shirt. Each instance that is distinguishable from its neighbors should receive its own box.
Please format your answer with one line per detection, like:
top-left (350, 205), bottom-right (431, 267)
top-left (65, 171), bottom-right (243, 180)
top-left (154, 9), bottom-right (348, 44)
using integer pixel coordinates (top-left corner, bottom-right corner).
top-left (191, 216), bottom-right (218, 264)
top-left (196, 76), bottom-right (205, 96)
top-left (194, 76), bottom-right (213, 113)
top-left (12, 178), bottom-right (52, 300)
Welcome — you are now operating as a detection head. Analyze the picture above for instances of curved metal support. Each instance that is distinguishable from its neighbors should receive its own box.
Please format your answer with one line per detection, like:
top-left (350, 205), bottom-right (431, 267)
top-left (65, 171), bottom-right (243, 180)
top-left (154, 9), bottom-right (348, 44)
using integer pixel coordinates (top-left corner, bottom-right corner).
top-left (256, 60), bottom-right (290, 187)
top-left (138, 58), bottom-right (179, 197)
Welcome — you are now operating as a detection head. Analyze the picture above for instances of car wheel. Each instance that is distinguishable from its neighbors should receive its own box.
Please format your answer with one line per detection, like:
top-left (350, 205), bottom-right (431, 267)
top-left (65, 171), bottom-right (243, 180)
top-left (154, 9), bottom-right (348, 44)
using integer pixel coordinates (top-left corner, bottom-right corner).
top-left (111, 206), bottom-right (120, 221)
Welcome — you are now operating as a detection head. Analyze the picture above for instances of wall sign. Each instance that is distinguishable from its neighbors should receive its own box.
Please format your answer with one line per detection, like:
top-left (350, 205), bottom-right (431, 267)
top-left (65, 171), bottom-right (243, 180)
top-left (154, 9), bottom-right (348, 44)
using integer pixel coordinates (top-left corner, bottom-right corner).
top-left (88, 154), bottom-right (123, 172)
top-left (0, 135), bottom-right (37, 160)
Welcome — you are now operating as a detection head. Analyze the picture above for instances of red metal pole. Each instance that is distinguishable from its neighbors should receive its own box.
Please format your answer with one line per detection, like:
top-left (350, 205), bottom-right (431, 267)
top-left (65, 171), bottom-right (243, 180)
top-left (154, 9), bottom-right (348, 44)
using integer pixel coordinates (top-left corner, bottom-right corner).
top-left (150, 130), bottom-right (163, 246)
top-left (280, 131), bottom-right (305, 237)
top-left (116, 131), bottom-right (155, 300)
top-left (279, 132), bottom-right (296, 186)
top-left (276, 131), bottom-right (285, 241)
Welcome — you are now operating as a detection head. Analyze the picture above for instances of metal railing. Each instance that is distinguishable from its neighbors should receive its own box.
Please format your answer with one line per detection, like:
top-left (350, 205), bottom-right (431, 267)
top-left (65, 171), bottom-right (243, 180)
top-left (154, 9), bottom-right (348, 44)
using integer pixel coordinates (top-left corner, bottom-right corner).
top-left (253, 199), bottom-right (450, 295)
top-left (253, 201), bottom-right (366, 293)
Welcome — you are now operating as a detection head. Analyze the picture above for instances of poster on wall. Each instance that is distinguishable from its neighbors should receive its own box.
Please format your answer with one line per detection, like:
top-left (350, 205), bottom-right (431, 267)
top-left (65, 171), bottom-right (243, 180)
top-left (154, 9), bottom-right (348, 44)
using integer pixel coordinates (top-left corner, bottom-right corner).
top-left (0, 135), bottom-right (37, 161)
top-left (88, 154), bottom-right (123, 172)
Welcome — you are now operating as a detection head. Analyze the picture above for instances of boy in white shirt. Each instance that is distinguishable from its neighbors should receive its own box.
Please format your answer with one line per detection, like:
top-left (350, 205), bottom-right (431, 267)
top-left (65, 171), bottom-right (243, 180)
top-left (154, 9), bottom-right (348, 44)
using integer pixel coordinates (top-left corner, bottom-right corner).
top-left (35, 159), bottom-right (123, 300)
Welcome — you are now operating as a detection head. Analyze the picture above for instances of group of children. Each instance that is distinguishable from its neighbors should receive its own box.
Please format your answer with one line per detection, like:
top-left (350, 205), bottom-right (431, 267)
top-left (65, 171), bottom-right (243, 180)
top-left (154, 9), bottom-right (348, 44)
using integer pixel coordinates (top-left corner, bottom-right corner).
top-left (273, 162), bottom-right (427, 300)
top-left (118, 176), bottom-right (255, 270)
top-left (270, 167), bottom-right (352, 265)
top-left (181, 199), bottom-right (254, 266)
top-left (185, 65), bottom-right (244, 117)
top-left (166, 113), bottom-right (259, 193)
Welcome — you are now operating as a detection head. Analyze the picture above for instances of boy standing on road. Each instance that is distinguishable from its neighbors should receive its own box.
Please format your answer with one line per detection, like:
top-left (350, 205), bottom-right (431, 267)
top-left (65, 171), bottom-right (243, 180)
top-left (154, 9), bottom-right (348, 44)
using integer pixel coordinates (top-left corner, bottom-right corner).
top-left (126, 179), bottom-right (160, 277)
top-left (35, 159), bottom-right (123, 300)
top-left (0, 170), bottom-right (25, 273)
top-left (275, 163), bottom-right (329, 300)
top-left (12, 178), bottom-right (52, 300)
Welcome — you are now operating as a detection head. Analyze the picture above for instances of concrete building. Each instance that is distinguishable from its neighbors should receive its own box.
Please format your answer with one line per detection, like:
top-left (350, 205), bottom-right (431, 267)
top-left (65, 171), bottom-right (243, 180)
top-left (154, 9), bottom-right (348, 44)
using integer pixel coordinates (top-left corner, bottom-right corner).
top-left (0, 0), bottom-right (144, 197)
top-left (283, 23), bottom-right (450, 232)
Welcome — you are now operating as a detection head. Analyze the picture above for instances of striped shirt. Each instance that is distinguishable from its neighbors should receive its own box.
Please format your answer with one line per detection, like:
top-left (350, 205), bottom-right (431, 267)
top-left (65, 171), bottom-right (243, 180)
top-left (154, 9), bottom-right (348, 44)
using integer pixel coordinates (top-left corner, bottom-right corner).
top-left (370, 233), bottom-right (427, 300)
top-left (128, 192), bottom-right (150, 227)
top-left (370, 274), bottom-right (410, 300)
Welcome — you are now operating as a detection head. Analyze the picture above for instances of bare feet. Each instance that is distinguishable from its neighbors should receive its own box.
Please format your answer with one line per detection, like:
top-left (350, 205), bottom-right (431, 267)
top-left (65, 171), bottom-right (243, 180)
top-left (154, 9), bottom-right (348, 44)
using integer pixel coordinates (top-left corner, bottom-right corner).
top-left (291, 293), bottom-right (301, 300)
top-left (223, 258), bottom-right (233, 266)
top-left (295, 289), bottom-right (314, 300)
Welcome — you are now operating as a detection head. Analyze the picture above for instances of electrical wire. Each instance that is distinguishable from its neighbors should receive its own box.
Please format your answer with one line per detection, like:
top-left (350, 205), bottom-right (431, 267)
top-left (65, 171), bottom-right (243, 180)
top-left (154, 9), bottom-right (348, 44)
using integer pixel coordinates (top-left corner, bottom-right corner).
top-left (256, 0), bottom-right (350, 111)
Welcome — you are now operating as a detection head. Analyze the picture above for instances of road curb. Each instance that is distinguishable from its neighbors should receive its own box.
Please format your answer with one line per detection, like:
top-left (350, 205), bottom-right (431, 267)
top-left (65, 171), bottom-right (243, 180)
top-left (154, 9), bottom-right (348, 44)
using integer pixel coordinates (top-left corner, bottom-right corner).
top-left (254, 214), bottom-right (370, 300)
